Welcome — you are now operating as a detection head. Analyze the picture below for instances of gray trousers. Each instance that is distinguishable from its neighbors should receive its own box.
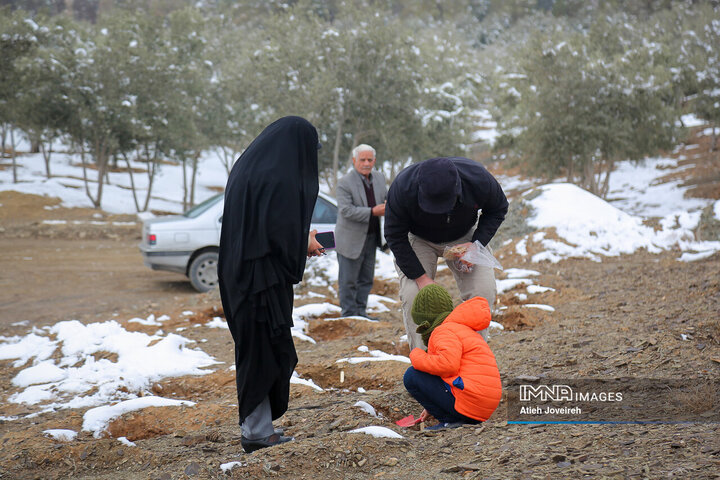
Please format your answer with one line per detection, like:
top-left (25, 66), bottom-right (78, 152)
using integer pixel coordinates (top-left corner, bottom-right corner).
top-left (395, 229), bottom-right (497, 351)
top-left (241, 396), bottom-right (274, 440)
top-left (337, 232), bottom-right (378, 317)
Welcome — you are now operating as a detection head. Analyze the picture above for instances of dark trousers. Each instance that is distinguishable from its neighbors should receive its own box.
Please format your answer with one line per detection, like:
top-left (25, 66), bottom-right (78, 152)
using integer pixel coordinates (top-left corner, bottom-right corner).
top-left (403, 367), bottom-right (480, 424)
top-left (337, 233), bottom-right (377, 317)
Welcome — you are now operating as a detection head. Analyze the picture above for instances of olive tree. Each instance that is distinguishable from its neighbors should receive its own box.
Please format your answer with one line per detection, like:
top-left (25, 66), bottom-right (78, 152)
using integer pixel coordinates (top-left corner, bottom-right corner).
top-left (64, 19), bottom-right (138, 209)
top-left (245, 2), bottom-right (476, 191)
top-left (161, 7), bottom-right (216, 210)
top-left (88, 10), bottom-right (177, 212)
top-left (681, 8), bottom-right (720, 149)
top-left (498, 18), bottom-right (678, 197)
top-left (202, 14), bottom-right (266, 175)
top-left (16, 15), bottom-right (80, 179)
top-left (116, 12), bottom-right (178, 212)
top-left (0, 9), bottom-right (42, 182)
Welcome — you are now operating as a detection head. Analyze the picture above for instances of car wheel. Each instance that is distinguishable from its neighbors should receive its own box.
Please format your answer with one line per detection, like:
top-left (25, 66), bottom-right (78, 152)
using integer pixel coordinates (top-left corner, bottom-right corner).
top-left (188, 251), bottom-right (219, 292)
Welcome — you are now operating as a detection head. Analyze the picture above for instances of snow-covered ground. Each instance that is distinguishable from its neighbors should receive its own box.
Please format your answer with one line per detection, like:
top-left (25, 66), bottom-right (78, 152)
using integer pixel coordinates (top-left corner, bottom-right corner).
top-left (2, 128), bottom-right (719, 473)
top-left (2, 129), bottom-right (717, 262)
top-left (0, 136), bottom-right (227, 214)
top-left (520, 180), bottom-right (720, 263)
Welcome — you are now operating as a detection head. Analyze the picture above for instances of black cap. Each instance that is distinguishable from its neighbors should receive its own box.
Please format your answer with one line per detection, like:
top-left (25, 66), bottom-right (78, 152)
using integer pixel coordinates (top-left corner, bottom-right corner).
top-left (417, 158), bottom-right (461, 214)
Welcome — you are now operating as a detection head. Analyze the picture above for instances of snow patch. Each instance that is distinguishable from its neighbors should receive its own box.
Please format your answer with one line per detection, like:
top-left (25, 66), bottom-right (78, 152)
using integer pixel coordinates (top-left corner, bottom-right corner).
top-left (83, 397), bottom-right (195, 438)
top-left (349, 426), bottom-right (403, 439)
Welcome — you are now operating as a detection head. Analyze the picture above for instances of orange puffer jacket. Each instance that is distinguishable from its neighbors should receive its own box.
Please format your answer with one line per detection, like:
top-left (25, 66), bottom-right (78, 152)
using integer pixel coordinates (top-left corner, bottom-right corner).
top-left (409, 296), bottom-right (502, 421)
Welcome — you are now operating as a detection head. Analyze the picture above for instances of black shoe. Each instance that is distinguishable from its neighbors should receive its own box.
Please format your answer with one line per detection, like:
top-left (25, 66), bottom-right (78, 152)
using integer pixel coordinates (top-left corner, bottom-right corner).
top-left (241, 433), bottom-right (294, 453)
top-left (360, 314), bottom-right (379, 321)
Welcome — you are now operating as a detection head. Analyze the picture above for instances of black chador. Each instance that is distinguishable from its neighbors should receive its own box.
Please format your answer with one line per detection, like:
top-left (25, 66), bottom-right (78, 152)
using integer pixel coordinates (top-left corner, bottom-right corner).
top-left (218, 116), bottom-right (319, 424)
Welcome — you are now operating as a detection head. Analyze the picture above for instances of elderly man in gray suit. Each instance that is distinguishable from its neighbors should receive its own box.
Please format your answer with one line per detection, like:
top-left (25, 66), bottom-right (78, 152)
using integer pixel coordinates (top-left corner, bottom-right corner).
top-left (335, 144), bottom-right (388, 319)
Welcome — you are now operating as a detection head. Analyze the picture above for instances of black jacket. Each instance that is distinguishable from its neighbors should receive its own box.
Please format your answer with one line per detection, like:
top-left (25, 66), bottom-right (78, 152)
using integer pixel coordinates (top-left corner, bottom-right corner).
top-left (384, 157), bottom-right (508, 280)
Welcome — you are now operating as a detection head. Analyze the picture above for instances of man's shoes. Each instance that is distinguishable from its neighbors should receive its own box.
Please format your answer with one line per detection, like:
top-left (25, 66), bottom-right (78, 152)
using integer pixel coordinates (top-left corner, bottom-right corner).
top-left (425, 422), bottom-right (464, 431)
top-left (360, 314), bottom-right (379, 321)
top-left (241, 433), bottom-right (294, 453)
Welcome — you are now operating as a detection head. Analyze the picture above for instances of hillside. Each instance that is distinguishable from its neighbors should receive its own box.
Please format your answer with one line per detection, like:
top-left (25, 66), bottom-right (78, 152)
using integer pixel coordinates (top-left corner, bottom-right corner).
top-left (0, 127), bottom-right (719, 479)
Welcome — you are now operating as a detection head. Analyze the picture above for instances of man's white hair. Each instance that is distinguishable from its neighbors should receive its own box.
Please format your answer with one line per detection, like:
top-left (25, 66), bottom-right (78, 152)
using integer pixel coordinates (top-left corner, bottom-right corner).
top-left (352, 144), bottom-right (376, 159)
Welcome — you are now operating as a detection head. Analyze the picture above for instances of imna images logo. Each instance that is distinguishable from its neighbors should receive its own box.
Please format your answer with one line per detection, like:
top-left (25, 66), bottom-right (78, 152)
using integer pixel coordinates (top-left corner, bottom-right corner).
top-left (520, 384), bottom-right (573, 402)
top-left (519, 384), bottom-right (623, 402)
top-left (510, 379), bottom-right (718, 423)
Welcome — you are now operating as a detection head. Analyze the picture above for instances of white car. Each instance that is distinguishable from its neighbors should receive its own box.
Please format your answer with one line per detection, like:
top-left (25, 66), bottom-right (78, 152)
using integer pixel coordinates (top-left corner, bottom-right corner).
top-left (139, 192), bottom-right (338, 292)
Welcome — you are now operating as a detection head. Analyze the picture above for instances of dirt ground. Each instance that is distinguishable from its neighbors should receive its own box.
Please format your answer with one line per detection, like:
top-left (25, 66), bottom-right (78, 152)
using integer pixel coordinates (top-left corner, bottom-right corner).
top-left (1, 134), bottom-right (719, 479)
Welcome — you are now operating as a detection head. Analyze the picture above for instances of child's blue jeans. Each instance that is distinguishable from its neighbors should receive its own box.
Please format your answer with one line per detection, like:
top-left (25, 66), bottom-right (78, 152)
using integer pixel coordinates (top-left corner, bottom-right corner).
top-left (403, 366), bottom-right (481, 424)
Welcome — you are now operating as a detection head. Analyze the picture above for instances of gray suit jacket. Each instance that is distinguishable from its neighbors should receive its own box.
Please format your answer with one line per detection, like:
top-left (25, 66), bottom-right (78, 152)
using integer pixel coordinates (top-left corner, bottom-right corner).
top-left (335, 168), bottom-right (388, 259)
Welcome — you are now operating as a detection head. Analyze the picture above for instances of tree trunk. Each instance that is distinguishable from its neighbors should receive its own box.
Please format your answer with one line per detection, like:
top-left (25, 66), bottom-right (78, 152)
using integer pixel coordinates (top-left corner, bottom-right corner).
top-left (123, 151), bottom-right (141, 212)
top-left (598, 160), bottom-right (613, 199)
top-left (320, 169), bottom-right (334, 193)
top-left (583, 161), bottom-right (599, 196)
top-left (566, 156), bottom-right (575, 186)
top-left (80, 139), bottom-right (94, 204)
top-left (30, 137), bottom-right (40, 154)
top-left (93, 142), bottom-right (108, 209)
top-left (1, 125), bottom-right (6, 160)
top-left (84, 137), bottom-right (108, 209)
top-left (712, 124), bottom-right (717, 152)
top-left (40, 140), bottom-right (53, 178)
top-left (189, 151), bottom-right (200, 207)
top-left (390, 155), bottom-right (413, 181)
top-left (331, 130), bottom-right (341, 195)
top-left (379, 130), bottom-right (395, 180)
top-left (10, 129), bottom-right (18, 183)
top-left (182, 157), bottom-right (189, 211)
top-left (141, 141), bottom-right (158, 212)
top-left (218, 145), bottom-right (237, 175)
top-left (331, 108), bottom-right (345, 195)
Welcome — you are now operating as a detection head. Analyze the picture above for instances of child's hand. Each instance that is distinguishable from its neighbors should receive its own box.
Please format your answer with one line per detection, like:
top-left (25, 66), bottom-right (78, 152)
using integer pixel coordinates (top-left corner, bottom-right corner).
top-left (418, 409), bottom-right (429, 422)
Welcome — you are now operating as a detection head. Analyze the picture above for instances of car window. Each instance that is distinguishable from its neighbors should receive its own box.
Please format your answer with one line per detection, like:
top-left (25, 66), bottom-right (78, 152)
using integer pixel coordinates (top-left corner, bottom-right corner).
top-left (312, 197), bottom-right (337, 224)
top-left (184, 193), bottom-right (223, 218)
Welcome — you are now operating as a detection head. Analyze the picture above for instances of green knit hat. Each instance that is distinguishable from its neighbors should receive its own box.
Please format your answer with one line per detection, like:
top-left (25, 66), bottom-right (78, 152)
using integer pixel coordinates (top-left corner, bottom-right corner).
top-left (411, 284), bottom-right (454, 346)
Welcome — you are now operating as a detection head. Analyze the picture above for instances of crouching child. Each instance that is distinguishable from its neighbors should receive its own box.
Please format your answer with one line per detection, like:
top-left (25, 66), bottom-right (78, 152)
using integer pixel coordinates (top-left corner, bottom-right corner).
top-left (403, 284), bottom-right (502, 430)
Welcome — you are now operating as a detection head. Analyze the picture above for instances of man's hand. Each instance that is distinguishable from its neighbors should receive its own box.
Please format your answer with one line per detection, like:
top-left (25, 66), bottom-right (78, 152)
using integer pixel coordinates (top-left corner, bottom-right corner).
top-left (415, 274), bottom-right (435, 290)
top-left (372, 202), bottom-right (386, 216)
top-left (448, 242), bottom-right (472, 258)
top-left (307, 229), bottom-right (324, 257)
top-left (445, 242), bottom-right (474, 271)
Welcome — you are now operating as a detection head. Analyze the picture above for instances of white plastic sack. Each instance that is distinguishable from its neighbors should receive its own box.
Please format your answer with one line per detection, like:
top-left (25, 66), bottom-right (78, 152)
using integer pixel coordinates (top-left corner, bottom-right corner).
top-left (442, 240), bottom-right (503, 273)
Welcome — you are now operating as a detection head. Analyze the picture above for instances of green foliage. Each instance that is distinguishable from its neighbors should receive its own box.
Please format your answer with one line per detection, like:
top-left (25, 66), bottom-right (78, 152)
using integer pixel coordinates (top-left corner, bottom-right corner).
top-left (162, 7), bottom-right (213, 157)
top-left (682, 7), bottom-right (720, 128)
top-left (494, 15), bottom-right (680, 197)
top-left (15, 15), bottom-right (81, 169)
top-left (2, 0), bottom-right (719, 205)
top-left (239, 1), bottom-right (476, 187)
top-left (0, 9), bottom-right (42, 128)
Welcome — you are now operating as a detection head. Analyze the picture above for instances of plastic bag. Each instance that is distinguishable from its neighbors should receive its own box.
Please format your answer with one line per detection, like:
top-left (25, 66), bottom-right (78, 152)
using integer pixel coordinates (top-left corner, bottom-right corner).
top-left (442, 240), bottom-right (503, 273)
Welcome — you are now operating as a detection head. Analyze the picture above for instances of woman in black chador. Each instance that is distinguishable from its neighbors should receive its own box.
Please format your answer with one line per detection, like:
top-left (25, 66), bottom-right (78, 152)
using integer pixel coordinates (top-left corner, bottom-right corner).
top-left (218, 116), bottom-right (323, 453)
